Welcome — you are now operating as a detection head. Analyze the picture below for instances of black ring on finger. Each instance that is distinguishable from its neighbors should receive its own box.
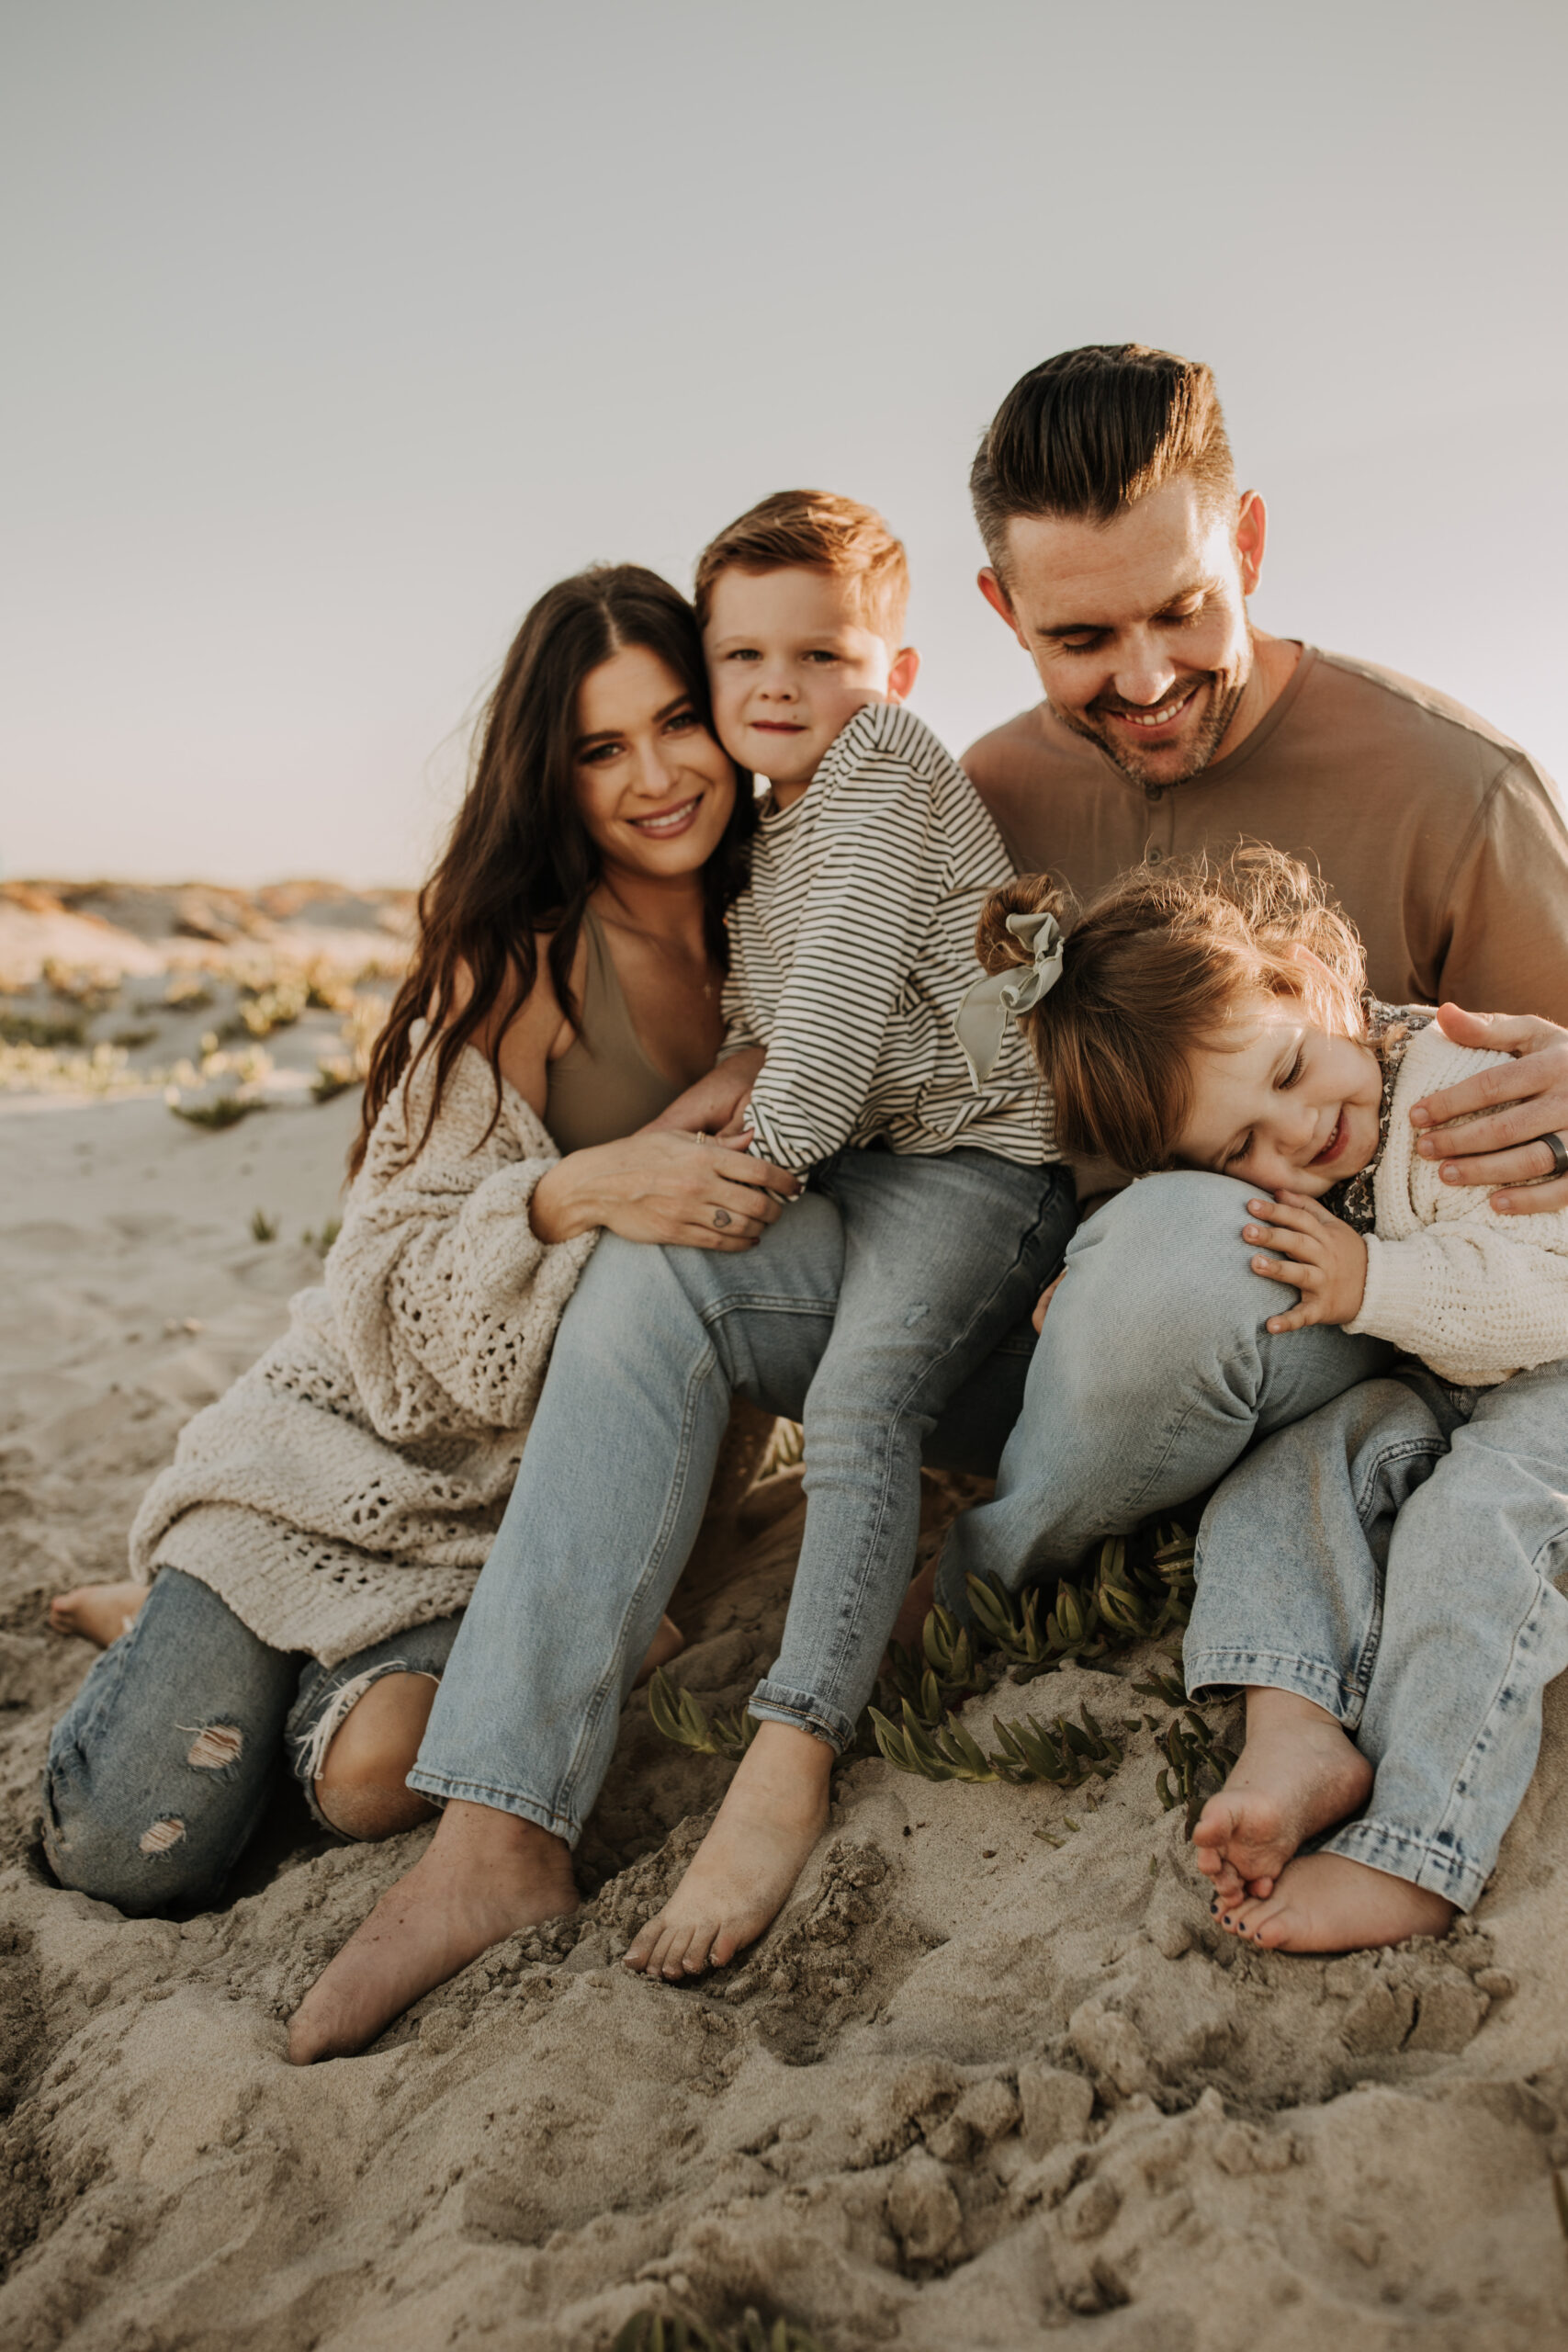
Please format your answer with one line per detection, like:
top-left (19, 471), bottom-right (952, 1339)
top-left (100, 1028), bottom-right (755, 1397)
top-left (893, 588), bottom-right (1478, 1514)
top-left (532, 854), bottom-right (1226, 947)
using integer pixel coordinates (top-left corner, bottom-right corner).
top-left (1536, 1130), bottom-right (1568, 1181)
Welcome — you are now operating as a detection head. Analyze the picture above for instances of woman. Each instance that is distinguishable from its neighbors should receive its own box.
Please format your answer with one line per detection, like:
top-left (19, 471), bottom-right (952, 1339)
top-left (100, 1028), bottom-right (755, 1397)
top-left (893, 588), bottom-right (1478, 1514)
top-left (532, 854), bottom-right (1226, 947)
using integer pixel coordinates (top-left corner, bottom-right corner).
top-left (43, 564), bottom-right (798, 1914)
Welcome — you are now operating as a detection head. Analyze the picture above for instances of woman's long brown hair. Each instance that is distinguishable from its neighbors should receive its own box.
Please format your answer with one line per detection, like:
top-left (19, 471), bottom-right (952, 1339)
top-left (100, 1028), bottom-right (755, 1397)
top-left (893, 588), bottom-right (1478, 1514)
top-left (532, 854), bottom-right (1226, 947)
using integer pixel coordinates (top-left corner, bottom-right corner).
top-left (352, 564), bottom-right (753, 1175)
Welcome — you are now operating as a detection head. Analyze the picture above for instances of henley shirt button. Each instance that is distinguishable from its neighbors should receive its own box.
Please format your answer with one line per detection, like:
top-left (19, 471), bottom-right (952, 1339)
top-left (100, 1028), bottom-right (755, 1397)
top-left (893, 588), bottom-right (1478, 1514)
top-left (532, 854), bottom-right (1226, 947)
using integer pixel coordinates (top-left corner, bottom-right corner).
top-left (1145, 786), bottom-right (1164, 801)
top-left (1147, 845), bottom-right (1163, 864)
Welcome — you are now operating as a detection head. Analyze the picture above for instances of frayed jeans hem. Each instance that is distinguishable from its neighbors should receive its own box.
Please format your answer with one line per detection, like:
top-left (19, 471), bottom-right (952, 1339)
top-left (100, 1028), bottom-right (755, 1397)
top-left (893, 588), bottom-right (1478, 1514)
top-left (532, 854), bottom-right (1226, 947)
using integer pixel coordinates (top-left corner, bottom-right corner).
top-left (404, 1770), bottom-right (579, 1848)
top-left (1319, 1816), bottom-right (1483, 1911)
top-left (1184, 1647), bottom-right (1361, 1724)
top-left (748, 1687), bottom-right (853, 1753)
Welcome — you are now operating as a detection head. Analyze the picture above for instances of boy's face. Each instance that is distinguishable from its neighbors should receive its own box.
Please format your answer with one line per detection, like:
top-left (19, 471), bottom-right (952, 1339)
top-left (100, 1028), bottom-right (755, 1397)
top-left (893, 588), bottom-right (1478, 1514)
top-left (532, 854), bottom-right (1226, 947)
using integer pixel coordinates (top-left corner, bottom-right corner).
top-left (1174, 992), bottom-right (1384, 1198)
top-left (703, 565), bottom-right (918, 799)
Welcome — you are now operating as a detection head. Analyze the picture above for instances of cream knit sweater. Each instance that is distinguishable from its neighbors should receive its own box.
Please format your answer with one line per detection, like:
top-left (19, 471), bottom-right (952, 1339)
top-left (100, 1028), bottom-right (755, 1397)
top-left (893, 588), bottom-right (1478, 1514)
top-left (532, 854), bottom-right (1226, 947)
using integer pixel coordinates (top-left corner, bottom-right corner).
top-left (130, 1040), bottom-right (598, 1665)
top-left (1346, 1020), bottom-right (1568, 1385)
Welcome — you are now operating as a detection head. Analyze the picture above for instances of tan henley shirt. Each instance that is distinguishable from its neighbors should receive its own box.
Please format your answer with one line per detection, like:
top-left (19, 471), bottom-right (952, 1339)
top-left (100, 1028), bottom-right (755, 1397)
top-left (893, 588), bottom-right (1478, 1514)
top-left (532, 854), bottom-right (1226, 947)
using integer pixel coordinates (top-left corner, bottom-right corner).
top-left (962, 645), bottom-right (1568, 1026)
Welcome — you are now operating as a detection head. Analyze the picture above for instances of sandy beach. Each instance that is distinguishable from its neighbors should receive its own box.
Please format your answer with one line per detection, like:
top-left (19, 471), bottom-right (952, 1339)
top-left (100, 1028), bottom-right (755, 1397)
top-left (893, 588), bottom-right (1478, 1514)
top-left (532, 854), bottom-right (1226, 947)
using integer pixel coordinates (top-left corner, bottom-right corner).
top-left (2, 885), bottom-right (1566, 2351)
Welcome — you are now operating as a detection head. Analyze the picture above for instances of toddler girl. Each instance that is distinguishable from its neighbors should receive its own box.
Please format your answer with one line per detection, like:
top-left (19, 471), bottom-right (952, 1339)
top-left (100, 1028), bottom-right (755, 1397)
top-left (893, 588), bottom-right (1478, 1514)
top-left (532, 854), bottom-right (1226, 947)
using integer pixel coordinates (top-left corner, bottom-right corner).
top-left (958, 845), bottom-right (1568, 1952)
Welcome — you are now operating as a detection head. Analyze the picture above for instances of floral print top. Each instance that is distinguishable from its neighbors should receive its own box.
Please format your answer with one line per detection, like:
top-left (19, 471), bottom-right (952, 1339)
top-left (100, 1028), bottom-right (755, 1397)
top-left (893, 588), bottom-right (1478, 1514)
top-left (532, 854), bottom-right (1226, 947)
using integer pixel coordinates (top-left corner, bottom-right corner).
top-left (1323, 1000), bottom-right (1436, 1236)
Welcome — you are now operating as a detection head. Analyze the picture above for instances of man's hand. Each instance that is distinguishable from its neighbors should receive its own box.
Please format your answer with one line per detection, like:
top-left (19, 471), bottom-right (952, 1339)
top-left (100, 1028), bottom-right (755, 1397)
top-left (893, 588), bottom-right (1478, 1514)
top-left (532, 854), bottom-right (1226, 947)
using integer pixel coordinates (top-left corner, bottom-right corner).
top-left (1243, 1193), bottom-right (1368, 1334)
top-left (1411, 1006), bottom-right (1568, 1215)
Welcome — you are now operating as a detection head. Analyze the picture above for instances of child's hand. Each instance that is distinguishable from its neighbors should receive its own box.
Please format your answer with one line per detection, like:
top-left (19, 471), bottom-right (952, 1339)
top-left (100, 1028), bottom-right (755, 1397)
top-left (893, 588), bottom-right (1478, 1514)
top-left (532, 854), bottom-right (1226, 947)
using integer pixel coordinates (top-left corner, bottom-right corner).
top-left (1032, 1271), bottom-right (1066, 1332)
top-left (713, 1094), bottom-right (752, 1147)
top-left (1243, 1193), bottom-right (1368, 1333)
top-left (646, 1048), bottom-right (766, 1138)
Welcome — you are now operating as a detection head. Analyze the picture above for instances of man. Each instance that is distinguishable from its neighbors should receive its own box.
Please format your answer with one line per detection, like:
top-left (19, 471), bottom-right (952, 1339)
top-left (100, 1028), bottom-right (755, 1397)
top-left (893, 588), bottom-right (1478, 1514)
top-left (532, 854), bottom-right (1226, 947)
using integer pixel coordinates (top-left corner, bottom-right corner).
top-left (962, 343), bottom-right (1568, 1202)
top-left (289, 348), bottom-right (1568, 2058)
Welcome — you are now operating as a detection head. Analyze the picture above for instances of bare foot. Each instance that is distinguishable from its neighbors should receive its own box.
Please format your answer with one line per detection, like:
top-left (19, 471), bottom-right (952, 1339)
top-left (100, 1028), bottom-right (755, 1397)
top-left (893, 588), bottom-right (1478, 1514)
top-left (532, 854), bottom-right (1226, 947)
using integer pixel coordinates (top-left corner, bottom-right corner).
top-left (624, 1720), bottom-right (832, 1980)
top-left (49, 1579), bottom-right (148, 1648)
top-left (286, 1799), bottom-right (578, 2064)
top-left (633, 1613), bottom-right (684, 1689)
top-left (889, 1560), bottom-right (938, 1656)
top-left (1192, 1687), bottom-right (1372, 1906)
top-left (1222, 1850), bottom-right (1455, 1952)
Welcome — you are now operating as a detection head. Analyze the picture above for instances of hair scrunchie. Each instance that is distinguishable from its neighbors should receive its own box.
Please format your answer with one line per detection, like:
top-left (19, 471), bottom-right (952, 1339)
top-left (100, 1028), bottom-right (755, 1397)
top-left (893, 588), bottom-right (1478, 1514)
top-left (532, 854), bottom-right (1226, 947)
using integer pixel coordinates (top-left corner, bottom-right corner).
top-left (953, 910), bottom-right (1065, 1088)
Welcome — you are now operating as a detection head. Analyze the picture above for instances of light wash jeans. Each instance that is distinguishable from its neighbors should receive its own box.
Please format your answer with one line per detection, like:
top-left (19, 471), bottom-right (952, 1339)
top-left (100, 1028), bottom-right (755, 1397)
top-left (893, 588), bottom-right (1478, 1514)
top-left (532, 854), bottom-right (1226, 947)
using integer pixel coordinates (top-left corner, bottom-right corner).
top-left (411, 1152), bottom-right (1077, 1830)
top-left (43, 1567), bottom-right (460, 1914)
top-left (937, 1171), bottom-right (1396, 1611)
top-left (1186, 1361), bottom-right (1568, 1909)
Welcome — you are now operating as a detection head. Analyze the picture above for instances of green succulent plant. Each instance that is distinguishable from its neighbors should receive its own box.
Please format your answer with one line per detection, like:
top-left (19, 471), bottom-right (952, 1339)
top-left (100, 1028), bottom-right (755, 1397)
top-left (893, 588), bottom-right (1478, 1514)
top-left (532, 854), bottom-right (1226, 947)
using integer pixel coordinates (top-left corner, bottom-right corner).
top-left (647, 1668), bottom-right (758, 1763)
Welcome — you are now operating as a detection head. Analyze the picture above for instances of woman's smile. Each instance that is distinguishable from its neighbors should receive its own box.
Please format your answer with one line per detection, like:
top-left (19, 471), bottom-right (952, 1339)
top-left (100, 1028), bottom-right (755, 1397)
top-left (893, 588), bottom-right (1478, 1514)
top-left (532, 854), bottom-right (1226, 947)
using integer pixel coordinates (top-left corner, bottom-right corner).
top-left (626, 794), bottom-right (705, 838)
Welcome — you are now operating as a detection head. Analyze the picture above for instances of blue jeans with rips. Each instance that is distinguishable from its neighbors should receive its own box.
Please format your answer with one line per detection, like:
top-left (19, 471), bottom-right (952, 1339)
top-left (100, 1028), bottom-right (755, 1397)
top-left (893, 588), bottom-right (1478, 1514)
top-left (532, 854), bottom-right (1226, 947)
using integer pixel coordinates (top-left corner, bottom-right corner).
top-left (411, 1150), bottom-right (1077, 1830)
top-left (43, 1567), bottom-right (460, 1914)
top-left (1185, 1359), bottom-right (1568, 1910)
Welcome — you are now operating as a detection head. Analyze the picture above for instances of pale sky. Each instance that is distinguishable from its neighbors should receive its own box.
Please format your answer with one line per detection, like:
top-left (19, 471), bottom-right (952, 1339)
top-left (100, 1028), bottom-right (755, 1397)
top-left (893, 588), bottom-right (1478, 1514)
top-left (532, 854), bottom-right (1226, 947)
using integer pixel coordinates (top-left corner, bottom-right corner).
top-left (5, 0), bottom-right (1565, 886)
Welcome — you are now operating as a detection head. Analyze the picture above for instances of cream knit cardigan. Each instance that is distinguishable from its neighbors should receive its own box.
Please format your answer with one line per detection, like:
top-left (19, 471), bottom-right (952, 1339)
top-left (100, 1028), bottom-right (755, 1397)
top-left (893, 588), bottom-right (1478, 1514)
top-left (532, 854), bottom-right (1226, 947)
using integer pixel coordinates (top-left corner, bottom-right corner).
top-left (1345, 1020), bottom-right (1568, 1385)
top-left (130, 1041), bottom-right (598, 1665)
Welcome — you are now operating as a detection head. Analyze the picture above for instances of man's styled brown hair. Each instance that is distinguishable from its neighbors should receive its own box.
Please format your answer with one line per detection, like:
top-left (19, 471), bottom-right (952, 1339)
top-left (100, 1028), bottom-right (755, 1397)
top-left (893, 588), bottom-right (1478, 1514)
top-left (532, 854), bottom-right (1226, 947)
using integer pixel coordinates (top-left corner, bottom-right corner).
top-left (694, 489), bottom-right (910, 650)
top-left (970, 345), bottom-right (1236, 574)
top-left (975, 846), bottom-right (1367, 1176)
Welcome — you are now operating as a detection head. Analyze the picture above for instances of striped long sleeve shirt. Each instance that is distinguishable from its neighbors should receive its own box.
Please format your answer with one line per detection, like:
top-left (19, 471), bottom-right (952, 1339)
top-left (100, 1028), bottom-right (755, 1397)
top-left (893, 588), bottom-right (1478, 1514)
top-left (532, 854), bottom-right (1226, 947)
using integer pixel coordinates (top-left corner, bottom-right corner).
top-left (721, 699), bottom-right (1055, 1171)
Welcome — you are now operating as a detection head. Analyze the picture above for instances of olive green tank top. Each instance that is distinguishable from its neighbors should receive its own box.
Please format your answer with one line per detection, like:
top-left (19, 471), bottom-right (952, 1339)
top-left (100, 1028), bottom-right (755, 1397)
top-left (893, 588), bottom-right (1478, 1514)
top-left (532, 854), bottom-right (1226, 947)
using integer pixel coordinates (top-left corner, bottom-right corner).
top-left (544, 907), bottom-right (685, 1151)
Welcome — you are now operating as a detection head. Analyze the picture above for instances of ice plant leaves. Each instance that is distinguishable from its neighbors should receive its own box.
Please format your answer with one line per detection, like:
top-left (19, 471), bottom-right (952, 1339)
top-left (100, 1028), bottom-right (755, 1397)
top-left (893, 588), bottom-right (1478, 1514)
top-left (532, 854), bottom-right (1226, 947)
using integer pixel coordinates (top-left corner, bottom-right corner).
top-left (614, 2313), bottom-right (826, 2352)
top-left (868, 1696), bottom-right (1123, 1790)
top-left (646, 1668), bottom-right (758, 1763)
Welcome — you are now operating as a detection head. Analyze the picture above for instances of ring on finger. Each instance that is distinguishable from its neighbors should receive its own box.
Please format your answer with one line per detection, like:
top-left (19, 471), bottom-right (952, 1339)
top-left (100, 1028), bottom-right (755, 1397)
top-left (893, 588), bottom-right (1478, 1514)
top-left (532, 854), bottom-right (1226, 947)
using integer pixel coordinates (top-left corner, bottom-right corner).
top-left (1533, 1130), bottom-right (1568, 1181)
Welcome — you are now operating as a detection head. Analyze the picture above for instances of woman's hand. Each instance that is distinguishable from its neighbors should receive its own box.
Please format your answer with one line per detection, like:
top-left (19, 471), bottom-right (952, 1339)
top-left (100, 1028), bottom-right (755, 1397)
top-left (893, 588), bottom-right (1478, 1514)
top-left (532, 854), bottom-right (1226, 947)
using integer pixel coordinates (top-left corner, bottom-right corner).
top-left (529, 1128), bottom-right (800, 1250)
top-left (648, 1047), bottom-right (767, 1138)
top-left (1243, 1193), bottom-right (1368, 1334)
top-left (1412, 1006), bottom-right (1568, 1214)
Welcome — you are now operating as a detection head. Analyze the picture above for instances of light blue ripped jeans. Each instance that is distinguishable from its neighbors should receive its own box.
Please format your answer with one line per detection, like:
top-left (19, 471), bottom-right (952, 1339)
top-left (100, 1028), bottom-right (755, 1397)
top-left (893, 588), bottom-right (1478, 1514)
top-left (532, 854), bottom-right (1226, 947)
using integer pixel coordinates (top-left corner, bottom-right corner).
top-left (1186, 1359), bottom-right (1568, 1910)
top-left (43, 1568), bottom-right (460, 1915)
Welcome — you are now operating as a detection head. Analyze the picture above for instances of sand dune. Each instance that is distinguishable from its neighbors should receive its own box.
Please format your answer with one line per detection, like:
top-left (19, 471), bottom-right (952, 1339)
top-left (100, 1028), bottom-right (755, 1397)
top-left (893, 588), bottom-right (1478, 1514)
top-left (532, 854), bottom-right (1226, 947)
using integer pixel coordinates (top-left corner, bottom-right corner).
top-left (2, 914), bottom-right (1566, 2349)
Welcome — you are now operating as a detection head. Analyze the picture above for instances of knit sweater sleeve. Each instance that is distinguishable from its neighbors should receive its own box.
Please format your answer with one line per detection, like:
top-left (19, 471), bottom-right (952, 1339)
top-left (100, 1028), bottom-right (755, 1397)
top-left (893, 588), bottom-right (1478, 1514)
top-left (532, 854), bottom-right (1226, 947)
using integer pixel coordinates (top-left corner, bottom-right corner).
top-left (324, 1044), bottom-right (599, 1442)
top-left (1345, 1024), bottom-right (1568, 1384)
top-left (740, 702), bottom-right (940, 1170)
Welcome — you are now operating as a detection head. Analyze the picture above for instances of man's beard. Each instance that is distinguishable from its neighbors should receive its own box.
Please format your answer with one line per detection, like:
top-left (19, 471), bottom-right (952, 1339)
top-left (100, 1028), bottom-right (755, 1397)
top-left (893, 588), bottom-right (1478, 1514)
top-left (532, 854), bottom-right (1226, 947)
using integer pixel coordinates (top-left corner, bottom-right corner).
top-left (1058, 672), bottom-right (1247, 787)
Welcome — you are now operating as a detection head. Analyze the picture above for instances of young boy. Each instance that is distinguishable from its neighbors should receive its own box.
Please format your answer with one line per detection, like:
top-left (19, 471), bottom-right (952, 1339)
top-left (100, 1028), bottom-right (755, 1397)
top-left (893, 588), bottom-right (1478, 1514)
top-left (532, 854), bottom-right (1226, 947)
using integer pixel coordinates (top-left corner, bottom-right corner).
top-left (624, 491), bottom-right (1072, 1980)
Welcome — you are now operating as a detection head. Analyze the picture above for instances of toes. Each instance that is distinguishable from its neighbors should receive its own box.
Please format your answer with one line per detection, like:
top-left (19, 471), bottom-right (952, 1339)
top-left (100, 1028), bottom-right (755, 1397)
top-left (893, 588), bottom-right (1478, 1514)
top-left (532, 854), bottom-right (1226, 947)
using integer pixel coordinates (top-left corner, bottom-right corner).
top-left (658, 1918), bottom-right (691, 1975)
top-left (623, 1917), bottom-right (666, 1973)
top-left (708, 1921), bottom-right (745, 1971)
top-left (682, 1924), bottom-right (719, 1975)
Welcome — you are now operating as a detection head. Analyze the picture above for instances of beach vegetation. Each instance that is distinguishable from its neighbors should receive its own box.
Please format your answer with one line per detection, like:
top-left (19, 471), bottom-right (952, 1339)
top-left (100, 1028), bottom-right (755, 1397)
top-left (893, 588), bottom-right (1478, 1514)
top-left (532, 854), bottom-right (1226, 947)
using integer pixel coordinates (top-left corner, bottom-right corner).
top-left (614, 2312), bottom-right (826, 2352)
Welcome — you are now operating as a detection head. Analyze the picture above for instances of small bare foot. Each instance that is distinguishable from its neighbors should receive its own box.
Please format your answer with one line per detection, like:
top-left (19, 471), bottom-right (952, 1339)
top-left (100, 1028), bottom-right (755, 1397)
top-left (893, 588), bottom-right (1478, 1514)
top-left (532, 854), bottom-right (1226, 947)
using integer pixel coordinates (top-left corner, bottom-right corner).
top-left (286, 1799), bottom-right (578, 2064)
top-left (633, 1613), bottom-right (684, 1689)
top-left (889, 1560), bottom-right (939, 1657)
top-left (624, 1720), bottom-right (832, 1980)
top-left (49, 1580), bottom-right (148, 1648)
top-left (1222, 1850), bottom-right (1455, 1952)
top-left (1192, 1687), bottom-right (1372, 1906)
